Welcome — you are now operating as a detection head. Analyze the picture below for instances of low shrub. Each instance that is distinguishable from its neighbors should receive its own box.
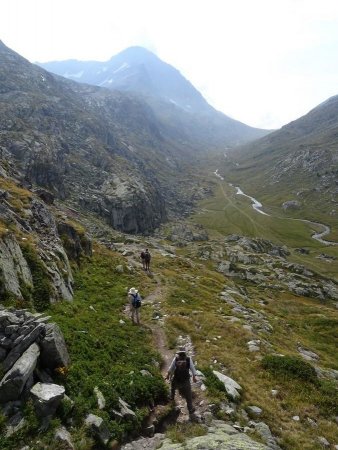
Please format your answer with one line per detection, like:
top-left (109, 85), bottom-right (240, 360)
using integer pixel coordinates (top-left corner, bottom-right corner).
top-left (314, 380), bottom-right (338, 416)
top-left (262, 355), bottom-right (318, 383)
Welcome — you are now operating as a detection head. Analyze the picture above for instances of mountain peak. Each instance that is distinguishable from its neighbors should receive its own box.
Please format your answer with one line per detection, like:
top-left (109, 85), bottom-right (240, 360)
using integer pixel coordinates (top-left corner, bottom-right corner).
top-left (37, 46), bottom-right (268, 143)
top-left (112, 46), bottom-right (157, 59)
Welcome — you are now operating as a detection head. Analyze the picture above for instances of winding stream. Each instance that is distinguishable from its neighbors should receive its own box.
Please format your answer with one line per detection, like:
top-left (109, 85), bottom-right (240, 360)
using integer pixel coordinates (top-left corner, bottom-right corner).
top-left (214, 171), bottom-right (337, 246)
top-left (234, 186), bottom-right (270, 216)
top-left (234, 184), bottom-right (336, 245)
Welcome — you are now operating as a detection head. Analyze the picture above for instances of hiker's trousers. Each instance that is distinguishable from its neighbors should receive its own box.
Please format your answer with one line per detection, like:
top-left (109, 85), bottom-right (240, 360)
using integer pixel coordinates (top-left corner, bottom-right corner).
top-left (131, 306), bottom-right (140, 324)
top-left (170, 378), bottom-right (194, 414)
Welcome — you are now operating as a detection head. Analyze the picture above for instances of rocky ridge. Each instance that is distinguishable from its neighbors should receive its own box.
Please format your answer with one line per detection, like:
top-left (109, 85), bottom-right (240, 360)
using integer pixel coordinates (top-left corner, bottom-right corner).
top-left (0, 177), bottom-right (92, 302)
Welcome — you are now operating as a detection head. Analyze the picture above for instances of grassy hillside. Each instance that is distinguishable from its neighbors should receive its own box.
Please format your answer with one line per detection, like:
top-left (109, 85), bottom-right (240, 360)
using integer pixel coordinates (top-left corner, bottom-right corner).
top-left (192, 178), bottom-right (338, 280)
top-left (0, 244), bottom-right (167, 449)
top-left (214, 96), bottom-right (338, 234)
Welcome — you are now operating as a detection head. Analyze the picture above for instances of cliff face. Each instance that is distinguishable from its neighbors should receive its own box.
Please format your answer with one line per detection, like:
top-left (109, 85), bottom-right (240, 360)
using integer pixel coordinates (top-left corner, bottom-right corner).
top-left (0, 170), bottom-right (91, 303)
top-left (79, 174), bottom-right (166, 234)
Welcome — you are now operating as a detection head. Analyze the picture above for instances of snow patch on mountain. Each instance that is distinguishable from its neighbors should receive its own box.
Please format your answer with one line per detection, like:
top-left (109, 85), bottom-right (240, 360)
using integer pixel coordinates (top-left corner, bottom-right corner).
top-left (113, 62), bottom-right (129, 74)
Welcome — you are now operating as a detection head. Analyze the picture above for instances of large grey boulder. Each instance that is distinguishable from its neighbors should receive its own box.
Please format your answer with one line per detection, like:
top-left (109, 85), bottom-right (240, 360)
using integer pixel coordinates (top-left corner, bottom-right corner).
top-left (40, 323), bottom-right (70, 369)
top-left (212, 371), bottom-right (242, 401)
top-left (282, 200), bottom-right (301, 211)
top-left (85, 413), bottom-right (111, 446)
top-left (30, 382), bottom-right (65, 417)
top-left (249, 421), bottom-right (282, 449)
top-left (54, 426), bottom-right (74, 449)
top-left (236, 237), bottom-right (290, 258)
top-left (246, 405), bottom-right (263, 418)
top-left (3, 323), bottom-right (45, 372)
top-left (0, 343), bottom-right (40, 403)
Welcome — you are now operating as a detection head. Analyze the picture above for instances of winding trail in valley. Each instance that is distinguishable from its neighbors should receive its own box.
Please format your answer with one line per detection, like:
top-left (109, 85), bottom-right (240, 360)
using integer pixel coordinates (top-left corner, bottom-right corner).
top-left (213, 170), bottom-right (337, 246)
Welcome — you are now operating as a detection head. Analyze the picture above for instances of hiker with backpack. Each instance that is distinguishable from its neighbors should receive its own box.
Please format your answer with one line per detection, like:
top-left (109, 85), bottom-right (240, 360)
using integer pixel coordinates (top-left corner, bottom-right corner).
top-left (144, 248), bottom-right (151, 272)
top-left (128, 287), bottom-right (142, 325)
top-left (165, 347), bottom-right (198, 418)
top-left (140, 251), bottom-right (146, 270)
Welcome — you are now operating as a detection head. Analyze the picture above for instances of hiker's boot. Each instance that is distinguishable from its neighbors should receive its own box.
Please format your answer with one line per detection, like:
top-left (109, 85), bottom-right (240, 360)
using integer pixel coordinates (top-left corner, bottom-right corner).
top-left (189, 412), bottom-right (200, 423)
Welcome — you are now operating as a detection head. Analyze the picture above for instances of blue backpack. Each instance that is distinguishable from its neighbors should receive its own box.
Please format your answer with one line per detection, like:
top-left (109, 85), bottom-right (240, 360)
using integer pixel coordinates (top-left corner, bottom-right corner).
top-left (132, 293), bottom-right (142, 308)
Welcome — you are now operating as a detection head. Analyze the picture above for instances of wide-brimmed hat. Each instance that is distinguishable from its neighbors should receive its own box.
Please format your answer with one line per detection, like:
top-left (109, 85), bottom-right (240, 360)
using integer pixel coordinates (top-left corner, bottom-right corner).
top-left (129, 287), bottom-right (138, 295)
top-left (176, 346), bottom-right (187, 355)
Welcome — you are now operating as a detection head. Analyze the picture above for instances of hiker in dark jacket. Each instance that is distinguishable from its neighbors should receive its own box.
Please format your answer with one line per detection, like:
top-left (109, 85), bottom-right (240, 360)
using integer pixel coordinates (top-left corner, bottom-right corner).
top-left (165, 347), bottom-right (197, 417)
top-left (140, 251), bottom-right (146, 270)
top-left (144, 248), bottom-right (151, 271)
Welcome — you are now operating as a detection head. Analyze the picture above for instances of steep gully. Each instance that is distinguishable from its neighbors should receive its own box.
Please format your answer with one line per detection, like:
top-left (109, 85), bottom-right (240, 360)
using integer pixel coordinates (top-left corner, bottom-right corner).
top-left (214, 170), bottom-right (337, 246)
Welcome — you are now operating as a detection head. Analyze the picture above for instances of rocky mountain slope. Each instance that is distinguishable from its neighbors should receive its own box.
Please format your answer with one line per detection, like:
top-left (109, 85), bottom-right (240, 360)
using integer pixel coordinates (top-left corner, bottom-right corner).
top-left (222, 96), bottom-right (338, 233)
top-left (1, 40), bottom-right (337, 450)
top-left (0, 40), bottom-right (268, 238)
top-left (38, 46), bottom-right (269, 149)
top-left (0, 41), bottom-right (175, 235)
top-left (1, 217), bottom-right (337, 449)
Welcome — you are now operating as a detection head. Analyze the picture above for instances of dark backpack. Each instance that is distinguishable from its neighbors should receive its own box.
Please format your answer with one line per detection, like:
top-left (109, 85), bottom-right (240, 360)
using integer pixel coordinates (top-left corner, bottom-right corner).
top-left (131, 293), bottom-right (142, 308)
top-left (144, 251), bottom-right (151, 263)
top-left (174, 356), bottom-right (190, 381)
top-left (140, 252), bottom-right (145, 260)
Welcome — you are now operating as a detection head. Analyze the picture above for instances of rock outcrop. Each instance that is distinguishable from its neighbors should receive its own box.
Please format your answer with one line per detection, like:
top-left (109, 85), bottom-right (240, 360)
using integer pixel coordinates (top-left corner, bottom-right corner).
top-left (121, 420), bottom-right (268, 449)
top-left (79, 174), bottom-right (167, 235)
top-left (0, 178), bottom-right (93, 302)
top-left (0, 236), bottom-right (33, 299)
top-left (196, 235), bottom-right (338, 303)
top-left (0, 307), bottom-right (70, 407)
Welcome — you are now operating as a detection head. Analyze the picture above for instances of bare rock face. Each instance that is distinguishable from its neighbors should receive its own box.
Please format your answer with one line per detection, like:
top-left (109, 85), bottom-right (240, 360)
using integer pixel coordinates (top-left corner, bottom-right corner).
top-left (79, 175), bottom-right (167, 234)
top-left (3, 323), bottom-right (46, 372)
top-left (0, 343), bottom-right (40, 403)
top-left (0, 172), bottom-right (95, 303)
top-left (40, 323), bottom-right (70, 369)
top-left (0, 308), bottom-right (70, 405)
top-left (0, 236), bottom-right (32, 299)
top-left (57, 221), bottom-right (92, 260)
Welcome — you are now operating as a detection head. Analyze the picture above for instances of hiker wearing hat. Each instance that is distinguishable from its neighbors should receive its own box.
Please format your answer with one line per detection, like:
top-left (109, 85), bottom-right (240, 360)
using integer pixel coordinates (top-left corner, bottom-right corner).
top-left (128, 287), bottom-right (142, 325)
top-left (165, 347), bottom-right (198, 418)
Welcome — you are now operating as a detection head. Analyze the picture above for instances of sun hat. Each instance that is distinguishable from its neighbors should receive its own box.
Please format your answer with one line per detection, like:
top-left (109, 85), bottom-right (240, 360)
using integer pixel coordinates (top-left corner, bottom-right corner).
top-left (129, 287), bottom-right (138, 295)
top-left (176, 346), bottom-right (187, 355)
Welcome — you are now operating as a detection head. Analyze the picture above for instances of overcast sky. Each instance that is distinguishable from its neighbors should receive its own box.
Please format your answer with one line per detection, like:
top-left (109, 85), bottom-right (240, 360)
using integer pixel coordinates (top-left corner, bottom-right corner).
top-left (2, 0), bottom-right (338, 129)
